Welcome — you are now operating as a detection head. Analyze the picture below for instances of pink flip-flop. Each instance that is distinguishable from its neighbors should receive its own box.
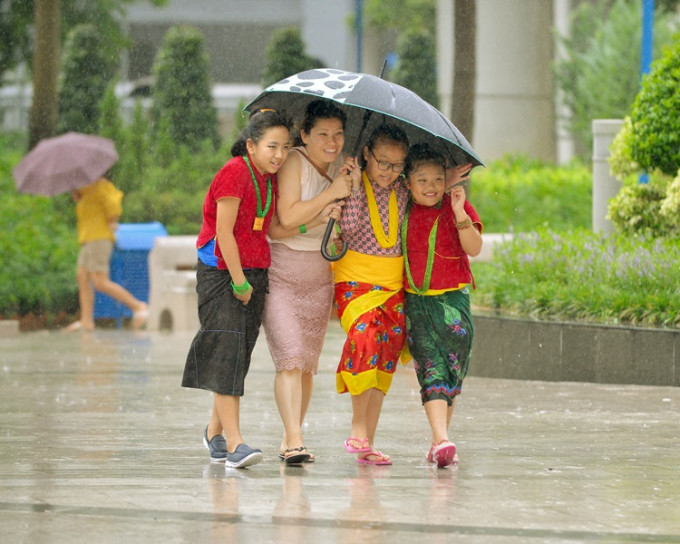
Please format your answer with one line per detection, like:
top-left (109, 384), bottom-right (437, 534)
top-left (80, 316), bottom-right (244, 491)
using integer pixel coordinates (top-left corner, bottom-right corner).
top-left (356, 450), bottom-right (392, 466)
top-left (344, 437), bottom-right (371, 453)
top-left (427, 440), bottom-right (457, 468)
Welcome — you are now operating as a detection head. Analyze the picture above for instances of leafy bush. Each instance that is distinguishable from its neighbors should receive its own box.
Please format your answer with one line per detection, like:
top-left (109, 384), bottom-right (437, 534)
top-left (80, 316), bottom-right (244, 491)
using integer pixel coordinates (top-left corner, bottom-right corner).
top-left (150, 26), bottom-right (220, 152)
top-left (472, 228), bottom-right (680, 328)
top-left (470, 155), bottom-right (591, 232)
top-left (58, 24), bottom-right (118, 135)
top-left (261, 27), bottom-right (324, 88)
top-left (629, 35), bottom-right (680, 177)
top-left (0, 134), bottom-right (78, 318)
top-left (659, 171), bottom-right (680, 230)
top-left (607, 179), bottom-right (671, 237)
top-left (121, 140), bottom-right (232, 235)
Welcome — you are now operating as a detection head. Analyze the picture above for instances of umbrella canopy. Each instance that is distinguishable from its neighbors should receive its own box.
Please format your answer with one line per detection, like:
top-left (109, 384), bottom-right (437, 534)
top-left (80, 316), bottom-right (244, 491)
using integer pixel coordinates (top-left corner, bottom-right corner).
top-left (245, 68), bottom-right (483, 168)
top-left (13, 132), bottom-right (119, 196)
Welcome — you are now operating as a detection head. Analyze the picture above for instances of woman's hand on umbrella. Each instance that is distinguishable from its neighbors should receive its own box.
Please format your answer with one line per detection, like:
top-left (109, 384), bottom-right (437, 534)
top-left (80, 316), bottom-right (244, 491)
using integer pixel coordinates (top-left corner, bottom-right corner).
top-left (330, 170), bottom-right (353, 200)
top-left (314, 201), bottom-right (344, 226)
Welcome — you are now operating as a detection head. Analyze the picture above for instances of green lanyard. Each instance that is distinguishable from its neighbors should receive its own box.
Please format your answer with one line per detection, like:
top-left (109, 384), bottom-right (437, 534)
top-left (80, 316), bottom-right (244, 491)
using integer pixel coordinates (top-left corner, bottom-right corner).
top-left (243, 155), bottom-right (272, 228)
top-left (402, 201), bottom-right (439, 295)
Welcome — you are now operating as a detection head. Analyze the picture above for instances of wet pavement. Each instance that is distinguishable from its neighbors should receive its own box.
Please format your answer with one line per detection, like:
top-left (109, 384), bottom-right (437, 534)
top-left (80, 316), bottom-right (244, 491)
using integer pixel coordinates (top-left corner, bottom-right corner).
top-left (1, 322), bottom-right (679, 543)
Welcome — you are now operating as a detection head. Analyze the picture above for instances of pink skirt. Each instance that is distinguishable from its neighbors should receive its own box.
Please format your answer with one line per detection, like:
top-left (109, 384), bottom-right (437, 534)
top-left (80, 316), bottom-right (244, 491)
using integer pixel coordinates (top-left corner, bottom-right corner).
top-left (262, 243), bottom-right (333, 373)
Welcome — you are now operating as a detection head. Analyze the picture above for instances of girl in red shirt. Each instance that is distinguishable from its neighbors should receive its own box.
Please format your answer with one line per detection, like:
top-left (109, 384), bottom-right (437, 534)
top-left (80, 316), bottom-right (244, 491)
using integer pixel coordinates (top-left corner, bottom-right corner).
top-left (182, 109), bottom-right (292, 468)
top-left (401, 143), bottom-right (483, 468)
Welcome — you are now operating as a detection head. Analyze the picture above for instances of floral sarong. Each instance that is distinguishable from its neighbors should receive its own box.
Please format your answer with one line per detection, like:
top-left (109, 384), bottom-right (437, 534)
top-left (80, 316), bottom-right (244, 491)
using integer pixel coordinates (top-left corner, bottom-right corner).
top-left (405, 288), bottom-right (474, 405)
top-left (333, 250), bottom-right (406, 395)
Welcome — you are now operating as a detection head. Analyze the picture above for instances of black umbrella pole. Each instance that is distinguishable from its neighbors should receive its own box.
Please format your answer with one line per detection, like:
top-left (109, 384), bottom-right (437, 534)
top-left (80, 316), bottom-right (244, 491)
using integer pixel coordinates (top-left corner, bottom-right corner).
top-left (321, 218), bottom-right (347, 262)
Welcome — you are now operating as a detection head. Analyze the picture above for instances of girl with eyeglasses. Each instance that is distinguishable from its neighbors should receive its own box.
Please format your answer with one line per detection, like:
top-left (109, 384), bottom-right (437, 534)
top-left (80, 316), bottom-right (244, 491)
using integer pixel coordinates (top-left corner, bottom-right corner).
top-left (332, 124), bottom-right (410, 465)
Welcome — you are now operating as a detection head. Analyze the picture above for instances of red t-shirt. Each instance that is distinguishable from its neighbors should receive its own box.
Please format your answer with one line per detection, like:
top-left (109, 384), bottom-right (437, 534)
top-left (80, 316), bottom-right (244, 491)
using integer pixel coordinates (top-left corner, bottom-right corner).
top-left (196, 155), bottom-right (278, 270)
top-left (403, 194), bottom-right (482, 290)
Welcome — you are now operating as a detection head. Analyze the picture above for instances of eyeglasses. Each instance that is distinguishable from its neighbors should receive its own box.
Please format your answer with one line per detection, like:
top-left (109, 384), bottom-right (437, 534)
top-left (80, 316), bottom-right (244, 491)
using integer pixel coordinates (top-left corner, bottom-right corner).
top-left (370, 150), bottom-right (404, 173)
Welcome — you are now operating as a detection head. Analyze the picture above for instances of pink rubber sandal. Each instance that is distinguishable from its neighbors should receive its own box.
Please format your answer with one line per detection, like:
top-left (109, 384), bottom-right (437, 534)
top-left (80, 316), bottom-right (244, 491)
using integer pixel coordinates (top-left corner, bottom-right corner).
top-left (356, 450), bottom-right (392, 466)
top-left (427, 440), bottom-right (457, 468)
top-left (344, 437), bottom-right (371, 453)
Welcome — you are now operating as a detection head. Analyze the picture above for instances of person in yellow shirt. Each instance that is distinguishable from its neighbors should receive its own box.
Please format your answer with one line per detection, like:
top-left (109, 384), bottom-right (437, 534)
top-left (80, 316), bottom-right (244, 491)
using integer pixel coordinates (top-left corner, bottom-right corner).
top-left (64, 178), bottom-right (148, 332)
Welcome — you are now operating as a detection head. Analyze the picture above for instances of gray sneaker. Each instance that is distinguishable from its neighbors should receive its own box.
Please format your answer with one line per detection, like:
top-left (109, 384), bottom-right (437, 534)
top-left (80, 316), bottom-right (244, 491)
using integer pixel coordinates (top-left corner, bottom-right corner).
top-left (225, 443), bottom-right (263, 468)
top-left (203, 426), bottom-right (227, 462)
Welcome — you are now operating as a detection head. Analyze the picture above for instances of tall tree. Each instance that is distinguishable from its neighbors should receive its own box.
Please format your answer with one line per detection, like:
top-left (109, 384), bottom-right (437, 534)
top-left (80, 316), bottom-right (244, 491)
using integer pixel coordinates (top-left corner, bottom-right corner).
top-left (28, 0), bottom-right (60, 150)
top-left (452, 0), bottom-right (476, 142)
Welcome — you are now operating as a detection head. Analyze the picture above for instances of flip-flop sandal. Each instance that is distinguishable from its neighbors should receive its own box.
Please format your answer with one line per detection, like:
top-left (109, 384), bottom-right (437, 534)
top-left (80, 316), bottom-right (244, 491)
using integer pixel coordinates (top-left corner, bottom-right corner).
top-left (344, 437), bottom-right (371, 453)
top-left (278, 451), bottom-right (315, 463)
top-left (356, 450), bottom-right (392, 466)
top-left (428, 440), bottom-right (457, 468)
top-left (282, 447), bottom-right (311, 465)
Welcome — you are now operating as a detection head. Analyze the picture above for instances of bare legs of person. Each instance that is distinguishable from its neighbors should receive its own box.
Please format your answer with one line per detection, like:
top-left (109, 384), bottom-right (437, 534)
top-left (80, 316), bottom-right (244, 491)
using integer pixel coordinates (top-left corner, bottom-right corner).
top-left (208, 393), bottom-right (243, 454)
top-left (424, 398), bottom-right (458, 467)
top-left (275, 369), bottom-right (313, 462)
top-left (65, 267), bottom-right (148, 331)
top-left (347, 388), bottom-right (391, 465)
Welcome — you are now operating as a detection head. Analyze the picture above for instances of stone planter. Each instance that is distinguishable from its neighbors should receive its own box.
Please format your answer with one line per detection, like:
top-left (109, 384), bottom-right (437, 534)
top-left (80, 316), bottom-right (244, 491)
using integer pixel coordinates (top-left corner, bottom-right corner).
top-left (470, 315), bottom-right (680, 387)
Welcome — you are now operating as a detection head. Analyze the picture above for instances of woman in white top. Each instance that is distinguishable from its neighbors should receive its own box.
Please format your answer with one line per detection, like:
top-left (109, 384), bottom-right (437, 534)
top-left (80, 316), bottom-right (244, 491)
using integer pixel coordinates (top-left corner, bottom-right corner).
top-left (264, 99), bottom-right (356, 464)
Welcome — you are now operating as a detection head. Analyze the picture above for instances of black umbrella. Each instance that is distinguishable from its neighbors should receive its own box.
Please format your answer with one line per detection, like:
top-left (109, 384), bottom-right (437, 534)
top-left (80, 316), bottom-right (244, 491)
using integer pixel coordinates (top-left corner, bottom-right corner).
top-left (245, 68), bottom-right (484, 260)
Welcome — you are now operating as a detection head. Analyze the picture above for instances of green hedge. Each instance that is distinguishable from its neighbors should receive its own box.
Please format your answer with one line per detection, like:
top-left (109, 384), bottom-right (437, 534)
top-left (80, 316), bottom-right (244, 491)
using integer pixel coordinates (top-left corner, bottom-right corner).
top-left (470, 155), bottom-right (592, 232)
top-left (471, 228), bottom-right (680, 329)
top-left (0, 134), bottom-right (79, 319)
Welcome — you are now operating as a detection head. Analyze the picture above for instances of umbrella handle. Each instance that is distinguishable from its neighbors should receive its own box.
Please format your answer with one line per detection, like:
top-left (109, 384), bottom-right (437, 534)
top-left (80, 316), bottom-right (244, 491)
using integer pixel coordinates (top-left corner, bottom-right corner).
top-left (321, 218), bottom-right (347, 262)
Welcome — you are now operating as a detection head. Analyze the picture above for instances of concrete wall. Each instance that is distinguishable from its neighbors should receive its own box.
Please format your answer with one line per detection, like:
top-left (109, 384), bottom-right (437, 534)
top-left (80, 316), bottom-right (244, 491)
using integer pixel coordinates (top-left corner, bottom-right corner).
top-left (471, 316), bottom-right (680, 387)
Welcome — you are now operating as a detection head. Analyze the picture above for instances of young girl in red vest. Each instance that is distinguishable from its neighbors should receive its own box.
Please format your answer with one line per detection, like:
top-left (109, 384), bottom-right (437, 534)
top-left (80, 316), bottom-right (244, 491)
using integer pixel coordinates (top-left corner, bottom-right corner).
top-left (401, 143), bottom-right (482, 468)
top-left (182, 109), bottom-right (292, 468)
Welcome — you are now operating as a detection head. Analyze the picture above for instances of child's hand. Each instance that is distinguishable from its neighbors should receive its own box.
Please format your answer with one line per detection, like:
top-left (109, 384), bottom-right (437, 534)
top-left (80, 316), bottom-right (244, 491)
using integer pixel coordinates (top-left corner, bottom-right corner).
top-left (234, 285), bottom-right (253, 305)
top-left (341, 156), bottom-right (362, 190)
top-left (450, 185), bottom-right (466, 215)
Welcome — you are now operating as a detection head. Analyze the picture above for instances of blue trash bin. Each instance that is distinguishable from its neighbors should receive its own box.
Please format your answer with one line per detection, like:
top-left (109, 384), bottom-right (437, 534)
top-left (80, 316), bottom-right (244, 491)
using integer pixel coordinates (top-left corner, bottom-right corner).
top-left (94, 222), bottom-right (167, 327)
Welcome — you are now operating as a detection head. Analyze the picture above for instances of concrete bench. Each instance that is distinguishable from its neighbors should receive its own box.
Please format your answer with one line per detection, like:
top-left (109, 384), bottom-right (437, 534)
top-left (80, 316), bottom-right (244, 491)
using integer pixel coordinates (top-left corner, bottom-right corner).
top-left (147, 236), bottom-right (199, 332)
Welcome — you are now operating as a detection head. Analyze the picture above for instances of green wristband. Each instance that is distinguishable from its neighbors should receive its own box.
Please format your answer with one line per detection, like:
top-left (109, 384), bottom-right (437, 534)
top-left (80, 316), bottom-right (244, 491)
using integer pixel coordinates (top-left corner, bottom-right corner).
top-left (299, 224), bottom-right (307, 234)
top-left (231, 279), bottom-right (251, 295)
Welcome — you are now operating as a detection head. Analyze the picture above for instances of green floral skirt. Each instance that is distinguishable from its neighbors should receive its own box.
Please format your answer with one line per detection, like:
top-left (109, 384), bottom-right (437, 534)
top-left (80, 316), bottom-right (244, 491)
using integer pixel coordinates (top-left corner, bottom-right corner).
top-left (405, 287), bottom-right (474, 405)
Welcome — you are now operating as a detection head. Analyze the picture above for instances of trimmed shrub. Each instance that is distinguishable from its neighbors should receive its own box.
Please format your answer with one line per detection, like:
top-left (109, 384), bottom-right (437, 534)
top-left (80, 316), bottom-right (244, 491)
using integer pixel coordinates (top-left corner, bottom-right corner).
top-left (57, 24), bottom-right (118, 135)
top-left (607, 181), bottom-right (671, 237)
top-left (150, 26), bottom-right (219, 152)
top-left (391, 29), bottom-right (438, 107)
top-left (629, 35), bottom-right (680, 177)
top-left (261, 27), bottom-right (324, 88)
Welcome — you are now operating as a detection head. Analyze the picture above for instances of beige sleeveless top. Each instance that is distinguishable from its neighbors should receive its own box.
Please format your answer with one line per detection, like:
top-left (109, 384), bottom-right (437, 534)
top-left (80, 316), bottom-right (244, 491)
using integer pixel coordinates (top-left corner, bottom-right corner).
top-left (271, 147), bottom-right (345, 252)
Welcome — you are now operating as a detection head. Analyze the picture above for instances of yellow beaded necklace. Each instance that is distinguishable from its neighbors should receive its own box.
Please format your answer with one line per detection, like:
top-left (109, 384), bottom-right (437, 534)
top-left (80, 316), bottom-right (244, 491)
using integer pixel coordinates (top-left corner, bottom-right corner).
top-left (363, 171), bottom-right (398, 248)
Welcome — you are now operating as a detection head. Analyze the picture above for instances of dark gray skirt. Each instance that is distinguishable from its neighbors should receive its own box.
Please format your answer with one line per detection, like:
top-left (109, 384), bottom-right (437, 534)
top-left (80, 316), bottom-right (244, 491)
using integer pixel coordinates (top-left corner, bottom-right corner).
top-left (182, 261), bottom-right (268, 396)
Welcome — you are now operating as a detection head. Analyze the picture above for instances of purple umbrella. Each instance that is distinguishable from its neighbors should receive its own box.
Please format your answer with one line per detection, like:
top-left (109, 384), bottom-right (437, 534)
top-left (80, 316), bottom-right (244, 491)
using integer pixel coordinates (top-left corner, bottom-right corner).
top-left (13, 132), bottom-right (119, 196)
